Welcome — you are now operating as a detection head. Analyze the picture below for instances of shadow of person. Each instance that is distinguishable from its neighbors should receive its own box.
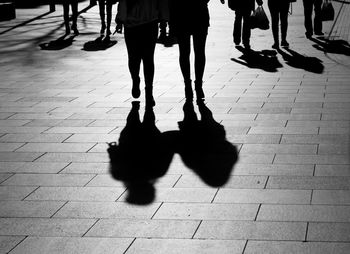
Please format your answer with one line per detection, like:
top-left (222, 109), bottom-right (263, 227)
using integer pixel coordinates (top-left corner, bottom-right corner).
top-left (107, 101), bottom-right (174, 205)
top-left (231, 46), bottom-right (283, 72)
top-left (39, 34), bottom-right (76, 50)
top-left (176, 100), bottom-right (238, 187)
top-left (310, 37), bottom-right (350, 56)
top-left (83, 36), bottom-right (117, 51)
top-left (277, 47), bottom-right (324, 74)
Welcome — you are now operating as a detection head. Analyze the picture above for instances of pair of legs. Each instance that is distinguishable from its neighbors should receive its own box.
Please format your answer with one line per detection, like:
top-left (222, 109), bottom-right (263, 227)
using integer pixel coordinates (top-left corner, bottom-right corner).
top-left (233, 9), bottom-right (252, 48)
top-left (268, 0), bottom-right (290, 48)
top-left (98, 0), bottom-right (113, 36)
top-left (302, 0), bottom-right (323, 37)
top-left (124, 21), bottom-right (158, 107)
top-left (176, 30), bottom-right (208, 100)
top-left (62, 0), bottom-right (78, 35)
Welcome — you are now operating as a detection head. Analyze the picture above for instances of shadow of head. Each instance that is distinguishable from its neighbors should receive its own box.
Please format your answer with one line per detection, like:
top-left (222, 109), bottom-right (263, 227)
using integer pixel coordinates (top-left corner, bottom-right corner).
top-left (39, 35), bottom-right (75, 50)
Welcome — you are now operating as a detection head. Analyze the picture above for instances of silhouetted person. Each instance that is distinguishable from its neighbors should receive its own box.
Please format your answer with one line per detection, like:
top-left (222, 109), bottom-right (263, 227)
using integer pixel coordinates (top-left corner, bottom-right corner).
top-left (169, 0), bottom-right (225, 101)
top-left (98, 0), bottom-right (116, 40)
top-left (108, 101), bottom-right (174, 204)
top-left (177, 101), bottom-right (238, 187)
top-left (231, 0), bottom-right (263, 50)
top-left (118, 0), bottom-right (160, 107)
top-left (61, 0), bottom-right (79, 35)
top-left (268, 0), bottom-right (290, 49)
top-left (303, 0), bottom-right (323, 38)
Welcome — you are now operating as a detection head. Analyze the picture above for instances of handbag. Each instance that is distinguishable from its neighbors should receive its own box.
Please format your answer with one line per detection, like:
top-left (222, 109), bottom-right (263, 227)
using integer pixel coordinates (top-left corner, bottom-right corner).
top-left (320, 0), bottom-right (335, 21)
top-left (250, 6), bottom-right (269, 30)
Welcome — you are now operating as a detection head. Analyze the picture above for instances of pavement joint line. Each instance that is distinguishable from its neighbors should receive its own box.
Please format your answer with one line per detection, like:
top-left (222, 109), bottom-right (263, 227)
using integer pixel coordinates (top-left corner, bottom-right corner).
top-left (150, 202), bottom-right (163, 220)
top-left (191, 220), bottom-right (203, 239)
top-left (50, 200), bottom-right (69, 218)
top-left (82, 218), bottom-right (100, 237)
top-left (21, 186), bottom-right (40, 201)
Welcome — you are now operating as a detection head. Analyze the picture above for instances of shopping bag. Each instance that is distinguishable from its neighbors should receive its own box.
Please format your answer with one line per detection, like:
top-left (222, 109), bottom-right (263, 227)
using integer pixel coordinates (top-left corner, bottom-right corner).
top-left (320, 0), bottom-right (335, 21)
top-left (250, 6), bottom-right (270, 30)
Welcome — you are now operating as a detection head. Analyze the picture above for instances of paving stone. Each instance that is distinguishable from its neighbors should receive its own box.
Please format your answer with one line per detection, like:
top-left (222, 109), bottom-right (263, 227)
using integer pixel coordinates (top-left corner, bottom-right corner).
top-left (54, 201), bottom-right (160, 219)
top-left (0, 143), bottom-right (24, 152)
top-left (44, 127), bottom-right (115, 134)
top-left (308, 223), bottom-right (350, 242)
top-left (240, 144), bottom-right (317, 154)
top-left (258, 204), bottom-right (350, 222)
top-left (0, 173), bottom-right (12, 184)
top-left (87, 174), bottom-right (180, 187)
top-left (0, 127), bottom-right (48, 134)
top-left (16, 143), bottom-right (95, 153)
top-left (0, 152), bottom-right (43, 162)
top-left (232, 164), bottom-right (314, 176)
top-left (25, 187), bottom-right (125, 201)
top-left (281, 134), bottom-right (349, 145)
top-left (153, 203), bottom-right (258, 220)
top-left (194, 221), bottom-right (306, 240)
top-left (0, 218), bottom-right (96, 237)
top-left (312, 190), bottom-right (350, 205)
top-left (315, 165), bottom-right (350, 176)
top-left (256, 114), bottom-right (321, 121)
top-left (0, 162), bottom-right (69, 174)
top-left (0, 133), bottom-right (71, 143)
top-left (0, 236), bottom-right (25, 254)
top-left (274, 155), bottom-right (350, 165)
top-left (35, 152), bottom-right (108, 163)
top-left (10, 237), bottom-right (133, 254)
top-left (0, 186), bottom-right (37, 200)
top-left (175, 175), bottom-right (267, 189)
top-left (286, 120), bottom-right (350, 128)
top-left (86, 219), bottom-right (200, 238)
top-left (214, 189), bottom-right (311, 204)
top-left (245, 241), bottom-right (350, 254)
top-left (248, 127), bottom-right (318, 134)
top-left (0, 201), bottom-right (64, 217)
top-left (227, 134), bottom-right (281, 144)
top-left (2, 173), bottom-right (95, 187)
top-left (64, 134), bottom-right (118, 143)
top-left (61, 162), bottom-right (109, 174)
top-left (318, 144), bottom-right (349, 155)
top-left (221, 120), bottom-right (287, 127)
top-left (267, 176), bottom-right (350, 190)
top-left (126, 239), bottom-right (245, 254)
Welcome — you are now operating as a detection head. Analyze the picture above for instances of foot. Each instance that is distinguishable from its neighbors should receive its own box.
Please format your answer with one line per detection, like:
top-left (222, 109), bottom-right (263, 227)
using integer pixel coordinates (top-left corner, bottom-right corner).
top-left (71, 24), bottom-right (79, 35)
top-left (281, 40), bottom-right (289, 48)
top-left (272, 43), bottom-right (279, 49)
top-left (65, 27), bottom-right (70, 35)
top-left (100, 23), bottom-right (106, 35)
top-left (194, 81), bottom-right (205, 100)
top-left (145, 95), bottom-right (155, 108)
top-left (106, 29), bottom-right (112, 36)
top-left (305, 32), bottom-right (312, 39)
top-left (132, 77), bottom-right (141, 99)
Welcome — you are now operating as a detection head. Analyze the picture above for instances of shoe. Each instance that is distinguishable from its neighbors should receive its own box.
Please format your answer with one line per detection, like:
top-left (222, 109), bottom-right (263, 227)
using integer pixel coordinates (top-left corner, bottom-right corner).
top-left (272, 43), bottom-right (279, 49)
top-left (281, 40), bottom-right (289, 47)
top-left (132, 77), bottom-right (141, 99)
top-left (305, 32), bottom-right (312, 39)
top-left (106, 28), bottom-right (112, 36)
top-left (113, 23), bottom-right (123, 35)
top-left (315, 31), bottom-right (324, 36)
top-left (71, 24), bottom-right (79, 35)
top-left (194, 80), bottom-right (205, 100)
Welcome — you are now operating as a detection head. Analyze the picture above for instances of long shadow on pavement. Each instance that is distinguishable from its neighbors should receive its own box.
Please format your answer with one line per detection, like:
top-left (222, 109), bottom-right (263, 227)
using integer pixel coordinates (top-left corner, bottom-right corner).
top-left (108, 100), bottom-right (238, 205)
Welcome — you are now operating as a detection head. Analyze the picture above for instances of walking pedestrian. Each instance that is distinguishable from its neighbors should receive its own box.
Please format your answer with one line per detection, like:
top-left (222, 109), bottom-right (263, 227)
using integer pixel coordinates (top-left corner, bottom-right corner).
top-left (118, 0), bottom-right (160, 107)
top-left (170, 0), bottom-right (225, 101)
top-left (268, 0), bottom-right (291, 49)
top-left (98, 0), bottom-right (117, 39)
top-left (230, 0), bottom-right (263, 50)
top-left (302, 0), bottom-right (323, 38)
top-left (61, 0), bottom-right (79, 35)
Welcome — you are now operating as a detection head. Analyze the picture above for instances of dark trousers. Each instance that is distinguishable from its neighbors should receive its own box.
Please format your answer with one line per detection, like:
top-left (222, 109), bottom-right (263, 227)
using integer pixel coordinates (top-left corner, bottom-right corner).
top-left (124, 22), bottom-right (158, 89)
top-left (302, 0), bottom-right (323, 35)
top-left (268, 1), bottom-right (290, 44)
top-left (233, 9), bottom-right (252, 46)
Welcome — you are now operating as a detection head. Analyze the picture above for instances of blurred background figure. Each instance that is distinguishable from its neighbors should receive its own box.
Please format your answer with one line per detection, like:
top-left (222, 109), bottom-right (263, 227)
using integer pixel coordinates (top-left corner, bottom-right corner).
top-left (302, 0), bottom-right (323, 38)
top-left (268, 0), bottom-right (291, 49)
top-left (62, 0), bottom-right (79, 35)
top-left (98, 0), bottom-right (117, 39)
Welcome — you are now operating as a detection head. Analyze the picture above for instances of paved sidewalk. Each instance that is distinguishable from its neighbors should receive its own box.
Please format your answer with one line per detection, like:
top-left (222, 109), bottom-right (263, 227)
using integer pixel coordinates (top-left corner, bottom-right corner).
top-left (0, 1), bottom-right (349, 253)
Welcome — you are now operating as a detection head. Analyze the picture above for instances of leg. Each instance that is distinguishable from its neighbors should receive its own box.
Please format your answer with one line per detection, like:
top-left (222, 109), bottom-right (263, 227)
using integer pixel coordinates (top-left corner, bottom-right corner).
top-left (242, 10), bottom-right (252, 48)
top-left (313, 0), bottom-right (323, 34)
top-left (63, 3), bottom-right (70, 34)
top-left (141, 22), bottom-right (158, 106)
top-left (71, 0), bottom-right (79, 34)
top-left (280, 2), bottom-right (289, 46)
top-left (98, 0), bottom-right (106, 34)
top-left (177, 33), bottom-right (192, 99)
top-left (268, 3), bottom-right (280, 47)
top-left (125, 27), bottom-right (142, 98)
top-left (193, 30), bottom-right (208, 100)
top-left (106, 2), bottom-right (113, 35)
top-left (233, 11), bottom-right (243, 45)
top-left (303, 0), bottom-right (313, 37)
